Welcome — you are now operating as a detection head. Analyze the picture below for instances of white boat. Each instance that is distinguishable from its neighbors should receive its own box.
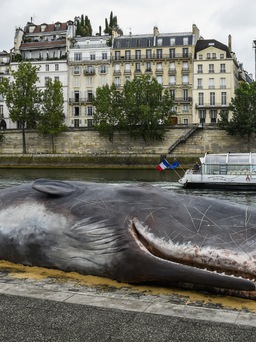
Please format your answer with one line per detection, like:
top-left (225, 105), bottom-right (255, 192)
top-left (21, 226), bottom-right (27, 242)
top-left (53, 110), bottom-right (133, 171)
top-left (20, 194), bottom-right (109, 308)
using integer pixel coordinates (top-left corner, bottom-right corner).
top-left (178, 153), bottom-right (256, 190)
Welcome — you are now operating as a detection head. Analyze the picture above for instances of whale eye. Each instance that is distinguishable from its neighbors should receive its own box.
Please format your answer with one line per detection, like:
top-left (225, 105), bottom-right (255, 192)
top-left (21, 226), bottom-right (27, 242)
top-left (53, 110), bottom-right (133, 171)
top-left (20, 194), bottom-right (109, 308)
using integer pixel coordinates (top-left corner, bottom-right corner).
top-left (32, 179), bottom-right (76, 196)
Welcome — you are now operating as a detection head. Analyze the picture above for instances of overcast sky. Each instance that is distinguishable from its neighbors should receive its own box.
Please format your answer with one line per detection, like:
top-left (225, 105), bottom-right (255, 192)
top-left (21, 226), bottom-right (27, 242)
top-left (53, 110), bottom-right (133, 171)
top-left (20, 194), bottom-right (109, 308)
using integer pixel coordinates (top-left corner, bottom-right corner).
top-left (1, 0), bottom-right (256, 77)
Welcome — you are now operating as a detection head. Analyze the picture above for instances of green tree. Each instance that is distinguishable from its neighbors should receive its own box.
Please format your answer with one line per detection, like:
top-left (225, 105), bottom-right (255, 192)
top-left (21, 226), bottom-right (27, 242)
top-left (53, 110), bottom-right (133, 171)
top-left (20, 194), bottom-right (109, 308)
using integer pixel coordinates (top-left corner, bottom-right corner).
top-left (38, 79), bottom-right (66, 153)
top-left (0, 62), bottom-right (41, 153)
top-left (93, 83), bottom-right (123, 142)
top-left (93, 76), bottom-right (174, 142)
top-left (218, 81), bottom-right (256, 150)
top-left (104, 11), bottom-right (123, 35)
top-left (123, 76), bottom-right (174, 142)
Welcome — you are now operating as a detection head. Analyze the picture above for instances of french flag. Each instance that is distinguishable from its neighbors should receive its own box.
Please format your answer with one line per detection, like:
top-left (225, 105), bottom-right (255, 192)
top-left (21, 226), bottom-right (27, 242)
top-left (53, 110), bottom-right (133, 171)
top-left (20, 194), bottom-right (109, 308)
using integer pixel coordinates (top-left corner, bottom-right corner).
top-left (157, 159), bottom-right (171, 171)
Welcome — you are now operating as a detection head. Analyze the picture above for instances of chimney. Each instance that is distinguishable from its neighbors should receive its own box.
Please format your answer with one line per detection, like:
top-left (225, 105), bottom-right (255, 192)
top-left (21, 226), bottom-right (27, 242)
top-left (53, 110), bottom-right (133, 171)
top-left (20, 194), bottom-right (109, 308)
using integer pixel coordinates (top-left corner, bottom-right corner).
top-left (228, 34), bottom-right (232, 51)
top-left (153, 26), bottom-right (159, 37)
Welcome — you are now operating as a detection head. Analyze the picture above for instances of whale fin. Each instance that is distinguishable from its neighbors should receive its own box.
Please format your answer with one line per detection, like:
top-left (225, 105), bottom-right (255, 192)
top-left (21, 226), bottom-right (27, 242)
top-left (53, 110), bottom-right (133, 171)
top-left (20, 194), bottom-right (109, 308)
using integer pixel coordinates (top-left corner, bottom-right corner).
top-left (32, 179), bottom-right (76, 196)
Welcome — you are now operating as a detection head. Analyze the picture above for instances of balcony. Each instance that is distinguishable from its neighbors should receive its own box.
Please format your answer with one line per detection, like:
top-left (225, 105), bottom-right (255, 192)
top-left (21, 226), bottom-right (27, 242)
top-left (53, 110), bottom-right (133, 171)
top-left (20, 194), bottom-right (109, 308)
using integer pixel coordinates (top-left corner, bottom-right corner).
top-left (174, 97), bottom-right (192, 103)
top-left (195, 103), bottom-right (228, 109)
top-left (112, 52), bottom-right (192, 62)
top-left (69, 97), bottom-right (94, 105)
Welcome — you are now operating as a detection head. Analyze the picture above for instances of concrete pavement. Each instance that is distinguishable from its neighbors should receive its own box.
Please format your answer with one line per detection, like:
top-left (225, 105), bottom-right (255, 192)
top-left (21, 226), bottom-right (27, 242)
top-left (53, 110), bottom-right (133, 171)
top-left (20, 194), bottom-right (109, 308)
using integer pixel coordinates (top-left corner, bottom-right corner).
top-left (0, 261), bottom-right (256, 341)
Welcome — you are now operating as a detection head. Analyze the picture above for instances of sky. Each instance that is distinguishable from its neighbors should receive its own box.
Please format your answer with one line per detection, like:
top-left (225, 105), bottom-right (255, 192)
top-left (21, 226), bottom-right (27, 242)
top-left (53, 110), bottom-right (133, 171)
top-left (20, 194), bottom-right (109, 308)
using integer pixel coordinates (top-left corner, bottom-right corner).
top-left (1, 0), bottom-right (256, 77)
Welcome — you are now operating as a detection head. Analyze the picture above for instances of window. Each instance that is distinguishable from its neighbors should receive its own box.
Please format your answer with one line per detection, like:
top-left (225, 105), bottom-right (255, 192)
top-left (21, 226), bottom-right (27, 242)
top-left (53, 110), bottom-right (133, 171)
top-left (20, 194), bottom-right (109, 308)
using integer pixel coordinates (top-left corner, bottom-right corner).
top-left (209, 78), bottom-right (215, 89)
top-left (0, 105), bottom-right (3, 116)
top-left (198, 54), bottom-right (203, 60)
top-left (184, 118), bottom-right (189, 124)
top-left (74, 91), bottom-right (80, 102)
top-left (73, 66), bottom-right (80, 75)
top-left (170, 62), bottom-right (175, 71)
top-left (87, 119), bottom-right (93, 127)
top-left (182, 48), bottom-right (188, 57)
top-left (220, 78), bottom-right (226, 89)
top-left (183, 89), bottom-right (189, 101)
top-left (114, 64), bottom-right (120, 72)
top-left (126, 40), bottom-right (131, 48)
top-left (87, 90), bottom-right (93, 102)
top-left (220, 53), bottom-right (224, 59)
top-left (182, 75), bottom-right (189, 85)
top-left (197, 78), bottom-right (203, 89)
top-left (135, 62), bottom-right (141, 72)
top-left (100, 65), bottom-right (107, 74)
top-left (135, 50), bottom-right (141, 59)
top-left (74, 53), bottom-right (82, 61)
top-left (146, 49), bottom-right (152, 59)
top-left (147, 39), bottom-right (152, 47)
top-left (136, 39), bottom-right (141, 47)
top-left (182, 61), bottom-right (189, 71)
top-left (156, 49), bottom-right (162, 58)
top-left (156, 62), bottom-right (162, 71)
top-left (115, 51), bottom-right (120, 60)
top-left (210, 110), bottom-right (217, 123)
top-left (170, 89), bottom-right (175, 99)
top-left (87, 106), bottom-right (93, 116)
top-left (198, 93), bottom-right (204, 105)
top-left (125, 63), bottom-right (131, 72)
top-left (125, 50), bottom-right (131, 59)
top-left (183, 37), bottom-right (188, 45)
top-left (145, 62), bottom-right (151, 72)
top-left (221, 92), bottom-right (227, 105)
top-left (169, 48), bottom-right (175, 58)
top-left (87, 76), bottom-right (93, 86)
top-left (90, 53), bottom-right (95, 60)
top-left (115, 77), bottom-right (121, 86)
top-left (102, 52), bottom-right (107, 60)
top-left (54, 76), bottom-right (59, 82)
top-left (209, 64), bottom-right (214, 73)
top-left (45, 64), bottom-right (49, 71)
top-left (197, 64), bottom-right (203, 73)
top-left (210, 92), bottom-right (215, 105)
top-left (199, 110), bottom-right (206, 123)
top-left (212, 53), bottom-right (216, 59)
top-left (73, 77), bottom-right (80, 87)
top-left (183, 105), bottom-right (189, 113)
top-left (170, 75), bottom-right (176, 85)
top-left (220, 64), bottom-right (226, 73)
top-left (55, 64), bottom-right (59, 71)
top-left (157, 38), bottom-right (163, 46)
top-left (74, 107), bottom-right (80, 117)
top-left (44, 76), bottom-right (50, 85)
top-left (170, 38), bottom-right (175, 46)
top-left (207, 53), bottom-right (211, 59)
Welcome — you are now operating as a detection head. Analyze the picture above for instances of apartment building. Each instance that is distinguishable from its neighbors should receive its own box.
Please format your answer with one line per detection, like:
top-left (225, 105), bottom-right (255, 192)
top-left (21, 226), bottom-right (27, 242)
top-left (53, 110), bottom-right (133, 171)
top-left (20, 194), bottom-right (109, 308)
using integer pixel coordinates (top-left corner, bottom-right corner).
top-left (112, 24), bottom-right (201, 124)
top-left (68, 35), bottom-right (112, 127)
top-left (193, 37), bottom-right (249, 124)
top-left (0, 50), bottom-right (10, 129)
top-left (0, 20), bottom-right (252, 130)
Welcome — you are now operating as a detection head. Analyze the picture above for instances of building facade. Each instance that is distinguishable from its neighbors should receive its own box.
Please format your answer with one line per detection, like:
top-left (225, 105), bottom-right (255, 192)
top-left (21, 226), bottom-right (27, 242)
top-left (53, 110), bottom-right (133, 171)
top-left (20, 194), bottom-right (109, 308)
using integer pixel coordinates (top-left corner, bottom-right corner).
top-left (67, 35), bottom-right (112, 127)
top-left (0, 20), bottom-right (253, 130)
top-left (192, 37), bottom-right (248, 124)
top-left (112, 24), bottom-right (201, 124)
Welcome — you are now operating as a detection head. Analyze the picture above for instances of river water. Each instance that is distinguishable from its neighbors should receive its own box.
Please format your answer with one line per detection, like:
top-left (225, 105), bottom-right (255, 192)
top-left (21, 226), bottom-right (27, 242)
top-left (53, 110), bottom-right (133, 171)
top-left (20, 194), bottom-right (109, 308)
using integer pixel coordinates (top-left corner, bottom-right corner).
top-left (1, 167), bottom-right (256, 208)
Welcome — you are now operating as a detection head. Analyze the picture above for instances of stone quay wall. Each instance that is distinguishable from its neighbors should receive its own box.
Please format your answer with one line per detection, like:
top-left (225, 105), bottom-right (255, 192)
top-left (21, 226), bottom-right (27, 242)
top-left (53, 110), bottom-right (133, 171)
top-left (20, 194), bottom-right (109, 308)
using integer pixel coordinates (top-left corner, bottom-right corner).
top-left (0, 126), bottom-right (252, 167)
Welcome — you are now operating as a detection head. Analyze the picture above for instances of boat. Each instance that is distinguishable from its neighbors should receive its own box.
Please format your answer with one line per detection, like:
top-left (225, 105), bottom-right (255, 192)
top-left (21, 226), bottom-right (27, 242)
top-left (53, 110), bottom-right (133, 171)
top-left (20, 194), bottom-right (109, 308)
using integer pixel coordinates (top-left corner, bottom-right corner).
top-left (178, 152), bottom-right (256, 190)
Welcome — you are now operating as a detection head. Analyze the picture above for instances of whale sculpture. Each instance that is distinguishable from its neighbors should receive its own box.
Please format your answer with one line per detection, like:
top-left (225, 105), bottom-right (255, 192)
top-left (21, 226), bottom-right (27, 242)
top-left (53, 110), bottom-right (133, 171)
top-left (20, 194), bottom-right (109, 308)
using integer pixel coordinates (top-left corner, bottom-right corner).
top-left (0, 179), bottom-right (255, 296)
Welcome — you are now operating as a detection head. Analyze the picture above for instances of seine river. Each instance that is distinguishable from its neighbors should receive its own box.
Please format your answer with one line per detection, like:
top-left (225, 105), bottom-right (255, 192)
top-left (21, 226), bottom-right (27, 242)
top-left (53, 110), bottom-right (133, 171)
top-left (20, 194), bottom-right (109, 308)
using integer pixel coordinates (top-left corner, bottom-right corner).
top-left (1, 167), bottom-right (256, 208)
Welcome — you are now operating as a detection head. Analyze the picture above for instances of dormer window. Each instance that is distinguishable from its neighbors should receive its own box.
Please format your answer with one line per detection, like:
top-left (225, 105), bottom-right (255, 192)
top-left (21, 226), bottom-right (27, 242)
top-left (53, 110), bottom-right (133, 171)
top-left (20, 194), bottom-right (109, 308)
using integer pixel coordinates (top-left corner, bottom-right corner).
top-left (55, 22), bottom-right (61, 30)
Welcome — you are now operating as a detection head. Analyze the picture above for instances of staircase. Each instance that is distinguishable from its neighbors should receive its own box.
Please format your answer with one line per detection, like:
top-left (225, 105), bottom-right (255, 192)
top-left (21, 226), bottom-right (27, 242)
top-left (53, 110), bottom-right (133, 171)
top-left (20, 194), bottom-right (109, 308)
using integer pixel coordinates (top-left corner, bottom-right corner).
top-left (168, 124), bottom-right (202, 153)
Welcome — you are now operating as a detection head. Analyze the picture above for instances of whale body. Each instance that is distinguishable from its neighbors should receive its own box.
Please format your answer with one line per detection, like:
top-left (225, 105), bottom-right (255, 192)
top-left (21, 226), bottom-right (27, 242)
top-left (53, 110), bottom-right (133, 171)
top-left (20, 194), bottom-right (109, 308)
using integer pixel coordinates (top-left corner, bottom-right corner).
top-left (0, 179), bottom-right (255, 294)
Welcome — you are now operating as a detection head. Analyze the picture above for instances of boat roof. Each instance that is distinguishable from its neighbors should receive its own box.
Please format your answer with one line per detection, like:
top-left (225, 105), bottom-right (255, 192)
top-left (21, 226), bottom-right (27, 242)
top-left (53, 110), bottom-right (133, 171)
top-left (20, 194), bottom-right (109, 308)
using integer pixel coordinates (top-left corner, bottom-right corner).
top-left (201, 153), bottom-right (256, 165)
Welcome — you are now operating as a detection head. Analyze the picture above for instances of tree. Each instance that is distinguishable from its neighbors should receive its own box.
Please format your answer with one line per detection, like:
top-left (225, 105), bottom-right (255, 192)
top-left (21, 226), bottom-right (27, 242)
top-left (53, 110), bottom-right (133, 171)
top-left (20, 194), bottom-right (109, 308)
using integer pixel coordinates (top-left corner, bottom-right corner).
top-left (0, 62), bottom-right (41, 153)
top-left (93, 83), bottom-right (123, 142)
top-left (93, 76), bottom-right (174, 142)
top-left (123, 76), bottom-right (174, 142)
top-left (104, 11), bottom-right (123, 35)
top-left (218, 81), bottom-right (256, 150)
top-left (76, 15), bottom-right (92, 36)
top-left (38, 79), bottom-right (66, 153)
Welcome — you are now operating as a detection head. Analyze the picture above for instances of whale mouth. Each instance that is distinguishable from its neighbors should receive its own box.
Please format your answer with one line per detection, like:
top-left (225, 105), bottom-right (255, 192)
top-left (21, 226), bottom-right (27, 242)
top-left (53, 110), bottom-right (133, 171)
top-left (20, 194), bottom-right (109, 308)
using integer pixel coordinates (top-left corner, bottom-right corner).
top-left (131, 218), bottom-right (256, 284)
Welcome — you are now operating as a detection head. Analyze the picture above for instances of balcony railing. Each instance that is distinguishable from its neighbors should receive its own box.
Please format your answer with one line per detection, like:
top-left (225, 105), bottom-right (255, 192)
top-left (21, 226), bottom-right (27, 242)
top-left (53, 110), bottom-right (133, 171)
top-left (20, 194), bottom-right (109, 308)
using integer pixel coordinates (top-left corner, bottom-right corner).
top-left (112, 53), bottom-right (192, 62)
top-left (195, 103), bottom-right (228, 109)
top-left (69, 97), bottom-right (94, 104)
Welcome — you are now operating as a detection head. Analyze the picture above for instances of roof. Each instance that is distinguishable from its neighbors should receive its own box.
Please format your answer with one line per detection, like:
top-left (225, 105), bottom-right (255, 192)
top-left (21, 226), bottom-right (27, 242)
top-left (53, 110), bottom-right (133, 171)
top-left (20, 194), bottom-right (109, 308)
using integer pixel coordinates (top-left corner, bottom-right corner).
top-left (195, 39), bottom-right (231, 57)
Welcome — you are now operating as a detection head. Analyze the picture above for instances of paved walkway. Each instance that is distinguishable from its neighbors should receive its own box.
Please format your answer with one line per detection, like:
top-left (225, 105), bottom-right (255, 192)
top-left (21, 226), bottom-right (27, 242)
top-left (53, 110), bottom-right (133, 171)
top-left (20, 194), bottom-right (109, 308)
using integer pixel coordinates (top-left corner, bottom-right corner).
top-left (0, 262), bottom-right (256, 341)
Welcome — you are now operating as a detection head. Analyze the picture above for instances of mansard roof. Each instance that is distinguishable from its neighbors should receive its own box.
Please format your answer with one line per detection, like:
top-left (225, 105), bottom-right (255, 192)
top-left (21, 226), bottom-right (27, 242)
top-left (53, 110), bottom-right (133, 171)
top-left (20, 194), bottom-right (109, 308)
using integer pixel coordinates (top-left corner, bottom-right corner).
top-left (113, 32), bottom-right (194, 49)
top-left (195, 39), bottom-right (232, 57)
top-left (24, 21), bottom-right (70, 34)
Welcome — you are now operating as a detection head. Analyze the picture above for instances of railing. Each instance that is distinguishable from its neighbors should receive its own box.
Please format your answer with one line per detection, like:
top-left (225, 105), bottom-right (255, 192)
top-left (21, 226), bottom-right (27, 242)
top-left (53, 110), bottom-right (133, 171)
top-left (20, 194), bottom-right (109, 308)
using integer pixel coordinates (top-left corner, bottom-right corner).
top-left (112, 53), bottom-right (192, 62)
top-left (168, 124), bottom-right (201, 153)
top-left (69, 98), bottom-right (94, 104)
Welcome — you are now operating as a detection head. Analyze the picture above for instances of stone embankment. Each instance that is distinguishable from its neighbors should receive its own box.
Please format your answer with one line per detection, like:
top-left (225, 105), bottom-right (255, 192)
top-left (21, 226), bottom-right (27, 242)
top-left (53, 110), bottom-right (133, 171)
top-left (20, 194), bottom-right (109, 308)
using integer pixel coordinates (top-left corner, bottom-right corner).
top-left (0, 126), bottom-right (253, 168)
